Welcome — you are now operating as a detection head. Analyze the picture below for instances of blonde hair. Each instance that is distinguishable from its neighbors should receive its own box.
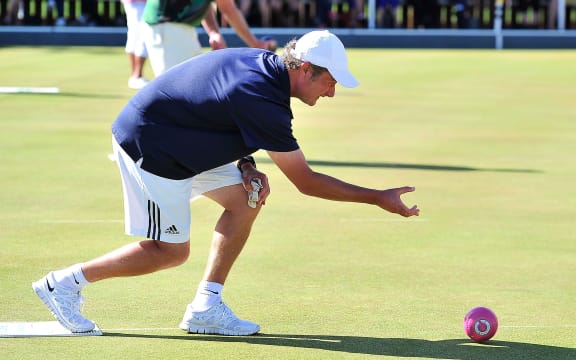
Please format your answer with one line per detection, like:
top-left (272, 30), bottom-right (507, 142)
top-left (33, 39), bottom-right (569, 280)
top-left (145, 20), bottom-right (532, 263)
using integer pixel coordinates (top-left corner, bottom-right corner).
top-left (280, 39), bottom-right (328, 80)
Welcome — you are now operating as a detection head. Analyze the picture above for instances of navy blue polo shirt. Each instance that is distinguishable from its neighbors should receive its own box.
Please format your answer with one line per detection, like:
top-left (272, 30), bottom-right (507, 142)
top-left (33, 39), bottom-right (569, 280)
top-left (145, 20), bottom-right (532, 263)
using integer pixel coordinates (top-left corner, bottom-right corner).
top-left (112, 48), bottom-right (299, 180)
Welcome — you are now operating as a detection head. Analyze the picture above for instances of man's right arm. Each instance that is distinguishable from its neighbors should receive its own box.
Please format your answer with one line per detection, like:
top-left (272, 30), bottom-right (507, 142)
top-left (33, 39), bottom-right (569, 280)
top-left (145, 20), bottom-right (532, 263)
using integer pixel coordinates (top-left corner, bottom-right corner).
top-left (200, 5), bottom-right (226, 50)
top-left (215, 0), bottom-right (275, 49)
top-left (267, 149), bottom-right (420, 217)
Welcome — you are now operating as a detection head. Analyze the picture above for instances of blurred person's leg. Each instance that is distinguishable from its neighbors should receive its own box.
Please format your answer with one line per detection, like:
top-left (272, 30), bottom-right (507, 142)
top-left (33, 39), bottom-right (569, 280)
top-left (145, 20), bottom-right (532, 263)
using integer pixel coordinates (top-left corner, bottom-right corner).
top-left (123, 0), bottom-right (149, 89)
top-left (3, 0), bottom-right (21, 25)
top-left (314, 0), bottom-right (332, 27)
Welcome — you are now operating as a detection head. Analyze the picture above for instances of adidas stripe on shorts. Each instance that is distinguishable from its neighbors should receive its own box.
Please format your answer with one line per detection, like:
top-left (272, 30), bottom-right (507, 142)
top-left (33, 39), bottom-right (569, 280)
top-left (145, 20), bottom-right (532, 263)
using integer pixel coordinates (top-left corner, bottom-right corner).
top-left (112, 136), bottom-right (242, 243)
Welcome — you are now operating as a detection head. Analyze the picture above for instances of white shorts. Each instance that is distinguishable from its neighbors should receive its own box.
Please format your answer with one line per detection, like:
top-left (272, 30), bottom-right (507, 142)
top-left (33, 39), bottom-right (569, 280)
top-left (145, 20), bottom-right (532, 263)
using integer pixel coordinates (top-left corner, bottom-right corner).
top-left (141, 22), bottom-right (202, 76)
top-left (122, 1), bottom-right (147, 57)
top-left (112, 137), bottom-right (242, 243)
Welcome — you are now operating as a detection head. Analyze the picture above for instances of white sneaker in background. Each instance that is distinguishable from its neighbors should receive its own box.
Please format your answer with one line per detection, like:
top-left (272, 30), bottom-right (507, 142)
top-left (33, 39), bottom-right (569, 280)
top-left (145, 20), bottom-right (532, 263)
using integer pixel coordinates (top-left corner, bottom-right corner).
top-left (128, 77), bottom-right (149, 90)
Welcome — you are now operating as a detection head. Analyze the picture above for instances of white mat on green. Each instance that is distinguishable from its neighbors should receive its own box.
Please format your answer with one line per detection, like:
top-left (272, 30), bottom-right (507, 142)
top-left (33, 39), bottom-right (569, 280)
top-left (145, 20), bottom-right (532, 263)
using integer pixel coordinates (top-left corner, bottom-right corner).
top-left (0, 87), bottom-right (60, 94)
top-left (0, 321), bottom-right (102, 337)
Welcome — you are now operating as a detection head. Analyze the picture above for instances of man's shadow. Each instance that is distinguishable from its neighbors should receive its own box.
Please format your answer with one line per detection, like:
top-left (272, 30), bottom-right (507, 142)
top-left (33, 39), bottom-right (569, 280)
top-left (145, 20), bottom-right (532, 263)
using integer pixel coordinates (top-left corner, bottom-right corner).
top-left (103, 332), bottom-right (575, 360)
top-left (259, 158), bottom-right (540, 173)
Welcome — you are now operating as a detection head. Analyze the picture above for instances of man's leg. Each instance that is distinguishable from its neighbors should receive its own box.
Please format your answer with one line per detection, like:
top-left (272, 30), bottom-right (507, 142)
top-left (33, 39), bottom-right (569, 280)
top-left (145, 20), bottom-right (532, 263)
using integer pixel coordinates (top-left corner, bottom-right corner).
top-left (33, 137), bottom-right (195, 332)
top-left (32, 240), bottom-right (190, 332)
top-left (201, 184), bottom-right (261, 284)
top-left (180, 184), bottom-right (262, 335)
top-left (81, 240), bottom-right (189, 282)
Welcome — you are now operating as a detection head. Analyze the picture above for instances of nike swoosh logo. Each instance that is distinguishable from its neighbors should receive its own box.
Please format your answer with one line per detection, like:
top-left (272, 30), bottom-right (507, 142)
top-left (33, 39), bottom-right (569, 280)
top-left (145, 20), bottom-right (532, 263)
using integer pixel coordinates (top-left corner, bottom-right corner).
top-left (205, 289), bottom-right (219, 295)
top-left (46, 278), bottom-right (55, 292)
top-left (72, 273), bottom-right (80, 285)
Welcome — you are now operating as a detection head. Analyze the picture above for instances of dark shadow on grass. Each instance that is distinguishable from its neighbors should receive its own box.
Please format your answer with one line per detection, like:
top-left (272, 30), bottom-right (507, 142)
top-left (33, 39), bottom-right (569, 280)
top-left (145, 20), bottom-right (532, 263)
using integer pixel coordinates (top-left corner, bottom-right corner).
top-left (258, 158), bottom-right (541, 173)
top-left (103, 332), bottom-right (574, 360)
top-left (58, 92), bottom-right (129, 99)
top-left (1, 92), bottom-right (127, 99)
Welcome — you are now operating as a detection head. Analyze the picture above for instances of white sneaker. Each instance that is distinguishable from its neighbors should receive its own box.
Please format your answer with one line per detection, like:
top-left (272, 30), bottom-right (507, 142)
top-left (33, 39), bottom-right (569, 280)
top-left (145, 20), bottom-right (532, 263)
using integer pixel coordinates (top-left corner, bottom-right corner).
top-left (179, 301), bottom-right (260, 336)
top-left (128, 77), bottom-right (149, 90)
top-left (32, 272), bottom-right (95, 333)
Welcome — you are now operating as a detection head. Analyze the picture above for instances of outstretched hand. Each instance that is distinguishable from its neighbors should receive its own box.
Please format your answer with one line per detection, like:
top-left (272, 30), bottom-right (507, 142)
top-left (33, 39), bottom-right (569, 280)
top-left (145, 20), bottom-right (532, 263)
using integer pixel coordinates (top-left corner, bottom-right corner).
top-left (378, 186), bottom-right (420, 217)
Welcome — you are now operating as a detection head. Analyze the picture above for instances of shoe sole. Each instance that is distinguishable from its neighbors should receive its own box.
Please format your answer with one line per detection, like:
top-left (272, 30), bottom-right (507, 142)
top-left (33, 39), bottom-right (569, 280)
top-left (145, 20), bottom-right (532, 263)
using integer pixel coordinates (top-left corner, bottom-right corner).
top-left (32, 278), bottom-right (95, 333)
top-left (179, 322), bottom-right (260, 336)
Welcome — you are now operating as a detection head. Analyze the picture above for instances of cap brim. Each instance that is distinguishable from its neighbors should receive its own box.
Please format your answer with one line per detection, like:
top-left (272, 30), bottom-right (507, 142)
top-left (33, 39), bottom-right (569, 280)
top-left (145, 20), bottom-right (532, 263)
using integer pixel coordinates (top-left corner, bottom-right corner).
top-left (330, 69), bottom-right (359, 88)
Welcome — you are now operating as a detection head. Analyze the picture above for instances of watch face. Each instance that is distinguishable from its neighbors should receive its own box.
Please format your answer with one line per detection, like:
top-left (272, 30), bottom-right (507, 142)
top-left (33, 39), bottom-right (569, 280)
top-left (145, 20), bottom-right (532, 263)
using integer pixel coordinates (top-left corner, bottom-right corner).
top-left (238, 156), bottom-right (256, 171)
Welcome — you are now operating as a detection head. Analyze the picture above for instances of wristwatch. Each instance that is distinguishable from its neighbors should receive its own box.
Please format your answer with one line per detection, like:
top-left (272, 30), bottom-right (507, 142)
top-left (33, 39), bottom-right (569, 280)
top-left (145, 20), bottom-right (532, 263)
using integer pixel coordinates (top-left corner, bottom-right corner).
top-left (237, 156), bottom-right (256, 172)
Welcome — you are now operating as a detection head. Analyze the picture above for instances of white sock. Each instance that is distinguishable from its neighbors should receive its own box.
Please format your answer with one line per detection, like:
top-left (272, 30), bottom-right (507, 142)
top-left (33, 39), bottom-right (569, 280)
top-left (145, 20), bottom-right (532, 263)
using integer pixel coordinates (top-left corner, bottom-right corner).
top-left (190, 281), bottom-right (223, 312)
top-left (52, 263), bottom-right (90, 289)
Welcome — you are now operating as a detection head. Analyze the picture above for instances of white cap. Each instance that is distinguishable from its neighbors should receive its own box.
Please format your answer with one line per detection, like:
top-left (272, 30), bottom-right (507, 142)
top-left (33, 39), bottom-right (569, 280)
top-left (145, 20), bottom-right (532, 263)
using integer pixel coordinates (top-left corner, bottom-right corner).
top-left (291, 30), bottom-right (359, 88)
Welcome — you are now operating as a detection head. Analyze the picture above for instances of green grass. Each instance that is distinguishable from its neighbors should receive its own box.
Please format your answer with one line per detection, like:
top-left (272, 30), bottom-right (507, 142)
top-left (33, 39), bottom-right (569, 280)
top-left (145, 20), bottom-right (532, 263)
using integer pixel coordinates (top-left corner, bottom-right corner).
top-left (1, 46), bottom-right (575, 359)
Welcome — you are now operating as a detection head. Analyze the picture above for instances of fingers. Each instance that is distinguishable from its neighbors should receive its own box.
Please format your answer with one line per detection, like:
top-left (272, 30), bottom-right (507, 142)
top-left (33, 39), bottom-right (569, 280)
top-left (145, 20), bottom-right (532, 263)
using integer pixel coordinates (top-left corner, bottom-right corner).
top-left (265, 40), bottom-right (278, 52)
top-left (209, 34), bottom-right (226, 50)
top-left (396, 186), bottom-right (419, 217)
top-left (257, 175), bottom-right (270, 206)
top-left (406, 205), bottom-right (420, 217)
top-left (399, 186), bottom-right (416, 194)
top-left (258, 184), bottom-right (270, 206)
top-left (258, 36), bottom-right (278, 51)
top-left (396, 204), bottom-right (419, 218)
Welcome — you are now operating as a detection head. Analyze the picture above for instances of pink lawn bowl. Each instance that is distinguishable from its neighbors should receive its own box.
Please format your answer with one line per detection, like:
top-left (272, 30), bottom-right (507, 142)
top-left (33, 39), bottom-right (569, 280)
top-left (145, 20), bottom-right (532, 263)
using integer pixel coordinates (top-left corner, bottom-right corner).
top-left (464, 307), bottom-right (498, 343)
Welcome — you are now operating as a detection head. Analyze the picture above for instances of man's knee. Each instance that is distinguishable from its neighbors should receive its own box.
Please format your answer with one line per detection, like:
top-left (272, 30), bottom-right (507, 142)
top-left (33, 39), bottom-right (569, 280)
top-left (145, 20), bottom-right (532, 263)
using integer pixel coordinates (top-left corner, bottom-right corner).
top-left (153, 240), bottom-right (190, 267)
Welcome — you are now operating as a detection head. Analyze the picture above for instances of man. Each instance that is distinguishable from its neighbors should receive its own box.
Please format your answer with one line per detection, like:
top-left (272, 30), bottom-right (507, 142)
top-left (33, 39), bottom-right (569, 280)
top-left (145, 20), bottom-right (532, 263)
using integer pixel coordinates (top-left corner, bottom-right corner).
top-left (32, 30), bottom-right (420, 336)
top-left (142, 0), bottom-right (277, 76)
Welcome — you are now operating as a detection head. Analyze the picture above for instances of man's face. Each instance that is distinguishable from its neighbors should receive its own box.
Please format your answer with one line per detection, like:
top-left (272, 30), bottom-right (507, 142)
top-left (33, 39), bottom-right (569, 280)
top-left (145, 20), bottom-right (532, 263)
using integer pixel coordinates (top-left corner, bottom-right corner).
top-left (296, 64), bottom-right (337, 106)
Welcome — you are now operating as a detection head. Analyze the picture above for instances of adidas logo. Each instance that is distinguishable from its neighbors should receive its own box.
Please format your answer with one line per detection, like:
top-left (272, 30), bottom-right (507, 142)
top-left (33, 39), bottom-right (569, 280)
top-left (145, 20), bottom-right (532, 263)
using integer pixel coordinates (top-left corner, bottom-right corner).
top-left (165, 225), bottom-right (180, 235)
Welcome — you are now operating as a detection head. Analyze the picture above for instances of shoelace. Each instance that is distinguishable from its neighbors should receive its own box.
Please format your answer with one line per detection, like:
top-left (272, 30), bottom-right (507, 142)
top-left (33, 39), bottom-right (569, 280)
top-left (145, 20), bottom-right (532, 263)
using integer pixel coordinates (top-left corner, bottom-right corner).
top-left (53, 287), bottom-right (87, 322)
top-left (217, 304), bottom-right (238, 326)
